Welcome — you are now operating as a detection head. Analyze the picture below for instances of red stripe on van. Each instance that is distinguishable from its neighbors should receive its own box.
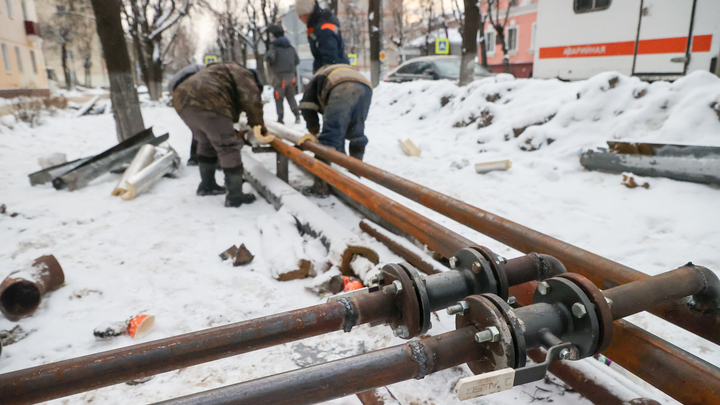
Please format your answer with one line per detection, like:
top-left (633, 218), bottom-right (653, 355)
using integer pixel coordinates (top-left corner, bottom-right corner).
top-left (539, 35), bottom-right (714, 59)
top-left (692, 35), bottom-right (713, 52)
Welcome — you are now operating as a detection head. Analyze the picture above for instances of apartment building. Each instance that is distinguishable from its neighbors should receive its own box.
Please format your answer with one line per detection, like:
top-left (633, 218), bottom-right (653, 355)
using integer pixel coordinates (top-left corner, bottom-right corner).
top-left (0, 0), bottom-right (49, 97)
top-left (482, 0), bottom-right (538, 78)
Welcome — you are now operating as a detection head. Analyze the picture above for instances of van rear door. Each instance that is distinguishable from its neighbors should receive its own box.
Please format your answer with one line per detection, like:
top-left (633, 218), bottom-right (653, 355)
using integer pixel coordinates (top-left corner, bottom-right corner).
top-left (632, 0), bottom-right (695, 76)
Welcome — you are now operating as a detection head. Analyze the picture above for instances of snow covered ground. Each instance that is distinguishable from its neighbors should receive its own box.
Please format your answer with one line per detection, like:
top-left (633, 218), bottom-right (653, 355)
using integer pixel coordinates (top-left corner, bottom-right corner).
top-left (0, 71), bottom-right (719, 404)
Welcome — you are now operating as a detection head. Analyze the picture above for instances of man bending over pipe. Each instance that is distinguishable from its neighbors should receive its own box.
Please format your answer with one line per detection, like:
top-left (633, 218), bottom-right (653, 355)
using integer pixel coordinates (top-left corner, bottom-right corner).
top-left (173, 62), bottom-right (267, 207)
top-left (299, 63), bottom-right (373, 196)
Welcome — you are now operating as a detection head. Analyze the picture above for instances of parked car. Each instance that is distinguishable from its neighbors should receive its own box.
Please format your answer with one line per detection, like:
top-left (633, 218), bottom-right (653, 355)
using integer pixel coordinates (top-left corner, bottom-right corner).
top-left (384, 56), bottom-right (492, 83)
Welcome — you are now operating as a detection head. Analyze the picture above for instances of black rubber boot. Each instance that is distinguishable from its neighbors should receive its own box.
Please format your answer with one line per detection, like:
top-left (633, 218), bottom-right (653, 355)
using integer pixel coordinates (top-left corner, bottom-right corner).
top-left (348, 145), bottom-right (365, 161)
top-left (196, 156), bottom-right (226, 196)
top-left (224, 166), bottom-right (256, 207)
top-left (187, 139), bottom-right (199, 166)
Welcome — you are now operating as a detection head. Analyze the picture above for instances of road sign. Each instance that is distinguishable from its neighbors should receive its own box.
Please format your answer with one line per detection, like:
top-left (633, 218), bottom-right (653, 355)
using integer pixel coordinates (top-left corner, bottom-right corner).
top-left (204, 55), bottom-right (218, 65)
top-left (435, 38), bottom-right (450, 55)
top-left (348, 53), bottom-right (357, 66)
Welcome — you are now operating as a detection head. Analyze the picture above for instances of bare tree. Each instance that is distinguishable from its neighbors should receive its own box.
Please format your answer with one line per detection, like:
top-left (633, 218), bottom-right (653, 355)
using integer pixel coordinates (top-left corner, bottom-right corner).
top-left (165, 22), bottom-right (197, 74)
top-left (89, 0), bottom-right (145, 142)
top-left (390, 0), bottom-right (409, 62)
top-left (342, 0), bottom-right (363, 55)
top-left (458, 0), bottom-right (480, 85)
top-left (368, 0), bottom-right (381, 86)
top-left (123, 0), bottom-right (193, 100)
top-left (238, 0), bottom-right (278, 83)
top-left (487, 0), bottom-right (513, 73)
top-left (41, 0), bottom-right (94, 90)
top-left (200, 0), bottom-right (243, 63)
top-left (420, 0), bottom-right (436, 56)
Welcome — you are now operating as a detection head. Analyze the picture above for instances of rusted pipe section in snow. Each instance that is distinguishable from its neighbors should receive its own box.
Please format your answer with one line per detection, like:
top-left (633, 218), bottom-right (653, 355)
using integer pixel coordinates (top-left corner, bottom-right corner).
top-left (268, 127), bottom-right (720, 345)
top-left (156, 265), bottom-right (720, 405)
top-left (0, 292), bottom-right (396, 405)
top-left (359, 220), bottom-right (442, 275)
top-left (0, 255), bottom-right (64, 321)
top-left (271, 138), bottom-right (473, 259)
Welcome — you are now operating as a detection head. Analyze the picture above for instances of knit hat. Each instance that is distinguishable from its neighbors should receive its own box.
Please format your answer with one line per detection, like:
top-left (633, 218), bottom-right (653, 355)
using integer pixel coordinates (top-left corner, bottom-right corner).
top-left (295, 0), bottom-right (315, 16)
top-left (268, 25), bottom-right (284, 38)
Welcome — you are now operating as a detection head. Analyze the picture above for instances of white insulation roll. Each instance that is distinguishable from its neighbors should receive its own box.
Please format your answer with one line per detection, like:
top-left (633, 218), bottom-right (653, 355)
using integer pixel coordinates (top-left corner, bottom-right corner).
top-left (121, 149), bottom-right (180, 201)
top-left (111, 144), bottom-right (157, 196)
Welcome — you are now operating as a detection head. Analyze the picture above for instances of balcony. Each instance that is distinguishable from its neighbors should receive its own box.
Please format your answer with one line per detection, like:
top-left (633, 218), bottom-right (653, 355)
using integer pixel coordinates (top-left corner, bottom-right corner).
top-left (24, 21), bottom-right (41, 40)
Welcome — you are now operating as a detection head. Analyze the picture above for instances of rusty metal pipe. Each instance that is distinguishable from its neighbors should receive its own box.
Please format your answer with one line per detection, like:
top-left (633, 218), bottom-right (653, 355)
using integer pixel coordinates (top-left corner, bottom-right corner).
top-left (280, 136), bottom-right (720, 344)
top-left (271, 139), bottom-right (471, 258)
top-left (154, 326), bottom-right (481, 405)
top-left (0, 293), bottom-right (395, 405)
top-left (604, 264), bottom-right (720, 320)
top-left (0, 255), bottom-right (64, 320)
top-left (503, 253), bottom-right (567, 286)
top-left (359, 220), bottom-right (441, 275)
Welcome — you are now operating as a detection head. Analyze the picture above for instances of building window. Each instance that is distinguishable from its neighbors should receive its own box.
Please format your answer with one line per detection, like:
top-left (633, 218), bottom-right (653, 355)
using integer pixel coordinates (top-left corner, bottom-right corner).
top-left (485, 31), bottom-right (496, 55)
top-left (530, 22), bottom-right (537, 52)
top-left (5, 0), bottom-right (13, 18)
top-left (574, 0), bottom-right (611, 13)
top-left (21, 0), bottom-right (27, 20)
top-left (506, 26), bottom-right (518, 53)
top-left (14, 46), bottom-right (22, 73)
top-left (2, 44), bottom-right (12, 73)
top-left (30, 49), bottom-right (37, 73)
top-left (509, 0), bottom-right (519, 6)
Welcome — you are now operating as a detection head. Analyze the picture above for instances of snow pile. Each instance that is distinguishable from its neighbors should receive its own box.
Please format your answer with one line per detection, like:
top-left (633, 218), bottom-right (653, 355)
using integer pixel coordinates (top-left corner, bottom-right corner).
top-left (373, 71), bottom-right (720, 155)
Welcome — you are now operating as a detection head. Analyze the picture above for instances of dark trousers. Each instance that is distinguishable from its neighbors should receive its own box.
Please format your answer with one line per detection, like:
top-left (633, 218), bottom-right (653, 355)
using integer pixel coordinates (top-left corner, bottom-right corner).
top-left (273, 72), bottom-right (299, 121)
top-left (318, 82), bottom-right (372, 155)
top-left (179, 107), bottom-right (243, 169)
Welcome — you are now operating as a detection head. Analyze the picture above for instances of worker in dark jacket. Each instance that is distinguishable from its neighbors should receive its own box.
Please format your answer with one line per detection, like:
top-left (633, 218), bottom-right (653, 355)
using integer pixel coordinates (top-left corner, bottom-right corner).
top-left (296, 0), bottom-right (349, 72)
top-left (299, 63), bottom-right (372, 195)
top-left (173, 62), bottom-right (266, 207)
top-left (266, 25), bottom-right (301, 124)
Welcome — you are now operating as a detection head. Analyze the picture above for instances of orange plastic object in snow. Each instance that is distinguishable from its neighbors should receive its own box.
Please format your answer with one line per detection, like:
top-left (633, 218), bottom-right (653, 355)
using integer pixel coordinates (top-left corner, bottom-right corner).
top-left (341, 276), bottom-right (363, 292)
top-left (128, 315), bottom-right (155, 339)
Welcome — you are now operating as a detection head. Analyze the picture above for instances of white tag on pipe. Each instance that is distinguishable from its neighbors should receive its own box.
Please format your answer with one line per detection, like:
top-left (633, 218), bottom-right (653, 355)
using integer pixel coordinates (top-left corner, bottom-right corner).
top-left (455, 368), bottom-right (516, 401)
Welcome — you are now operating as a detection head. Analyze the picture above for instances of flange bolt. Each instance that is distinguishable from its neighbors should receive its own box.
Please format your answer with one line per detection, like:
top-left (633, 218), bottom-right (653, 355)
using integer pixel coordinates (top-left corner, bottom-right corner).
top-left (446, 301), bottom-right (469, 315)
top-left (449, 256), bottom-right (459, 269)
top-left (572, 303), bottom-right (587, 318)
top-left (538, 281), bottom-right (552, 296)
top-left (383, 280), bottom-right (403, 295)
top-left (474, 326), bottom-right (500, 343)
top-left (393, 325), bottom-right (410, 338)
top-left (559, 347), bottom-right (579, 360)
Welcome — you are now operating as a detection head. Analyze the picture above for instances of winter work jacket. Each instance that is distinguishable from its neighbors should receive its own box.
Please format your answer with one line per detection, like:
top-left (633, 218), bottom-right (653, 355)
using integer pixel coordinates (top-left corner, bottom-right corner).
top-left (299, 64), bottom-right (372, 133)
top-left (172, 63), bottom-right (264, 127)
top-left (266, 36), bottom-right (300, 75)
top-left (306, 4), bottom-right (349, 72)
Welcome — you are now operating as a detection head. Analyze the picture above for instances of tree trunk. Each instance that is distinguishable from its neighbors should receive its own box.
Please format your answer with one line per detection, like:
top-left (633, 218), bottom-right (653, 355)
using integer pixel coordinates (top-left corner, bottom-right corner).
top-left (90, 0), bottom-right (145, 142)
top-left (147, 56), bottom-right (163, 101)
top-left (494, 26), bottom-right (512, 73)
top-left (255, 52), bottom-right (267, 83)
top-left (459, 0), bottom-right (479, 86)
top-left (61, 44), bottom-right (72, 90)
top-left (368, 0), bottom-right (381, 87)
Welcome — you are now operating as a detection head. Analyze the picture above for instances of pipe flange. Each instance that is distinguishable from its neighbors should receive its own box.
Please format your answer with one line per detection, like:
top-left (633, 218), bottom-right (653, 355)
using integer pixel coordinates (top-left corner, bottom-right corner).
top-left (398, 263), bottom-right (432, 335)
top-left (557, 273), bottom-right (614, 354)
top-left (452, 248), bottom-right (499, 297)
top-left (380, 263), bottom-right (422, 339)
top-left (455, 295), bottom-right (516, 374)
top-left (482, 293), bottom-right (527, 368)
top-left (533, 277), bottom-right (600, 359)
top-left (473, 246), bottom-right (510, 300)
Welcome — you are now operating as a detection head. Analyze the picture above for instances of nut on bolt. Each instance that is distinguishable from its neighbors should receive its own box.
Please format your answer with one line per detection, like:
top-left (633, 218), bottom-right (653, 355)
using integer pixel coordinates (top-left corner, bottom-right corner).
top-left (572, 303), bottom-right (587, 318)
top-left (446, 301), bottom-right (469, 315)
top-left (538, 281), bottom-right (551, 296)
top-left (449, 256), bottom-right (459, 269)
top-left (393, 325), bottom-right (410, 338)
top-left (559, 347), bottom-right (579, 360)
top-left (383, 280), bottom-right (403, 295)
top-left (474, 326), bottom-right (500, 343)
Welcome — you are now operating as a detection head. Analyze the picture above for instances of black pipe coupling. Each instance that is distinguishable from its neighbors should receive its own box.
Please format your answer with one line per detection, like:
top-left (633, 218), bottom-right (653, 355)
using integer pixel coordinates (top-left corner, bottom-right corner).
top-left (452, 273), bottom-right (613, 400)
top-left (372, 247), bottom-right (564, 340)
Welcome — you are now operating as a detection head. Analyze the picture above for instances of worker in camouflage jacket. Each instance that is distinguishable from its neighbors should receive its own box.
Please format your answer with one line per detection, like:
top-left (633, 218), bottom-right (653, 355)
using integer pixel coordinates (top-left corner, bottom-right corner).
top-left (295, 0), bottom-right (349, 72)
top-left (299, 63), bottom-right (373, 195)
top-left (266, 25), bottom-right (301, 124)
top-left (172, 62), bottom-right (266, 207)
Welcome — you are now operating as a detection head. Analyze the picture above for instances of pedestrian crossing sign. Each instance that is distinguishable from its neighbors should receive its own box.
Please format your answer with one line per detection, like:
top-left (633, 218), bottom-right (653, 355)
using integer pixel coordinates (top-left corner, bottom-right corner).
top-left (204, 55), bottom-right (218, 65)
top-left (348, 54), bottom-right (358, 66)
top-left (435, 38), bottom-right (450, 55)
